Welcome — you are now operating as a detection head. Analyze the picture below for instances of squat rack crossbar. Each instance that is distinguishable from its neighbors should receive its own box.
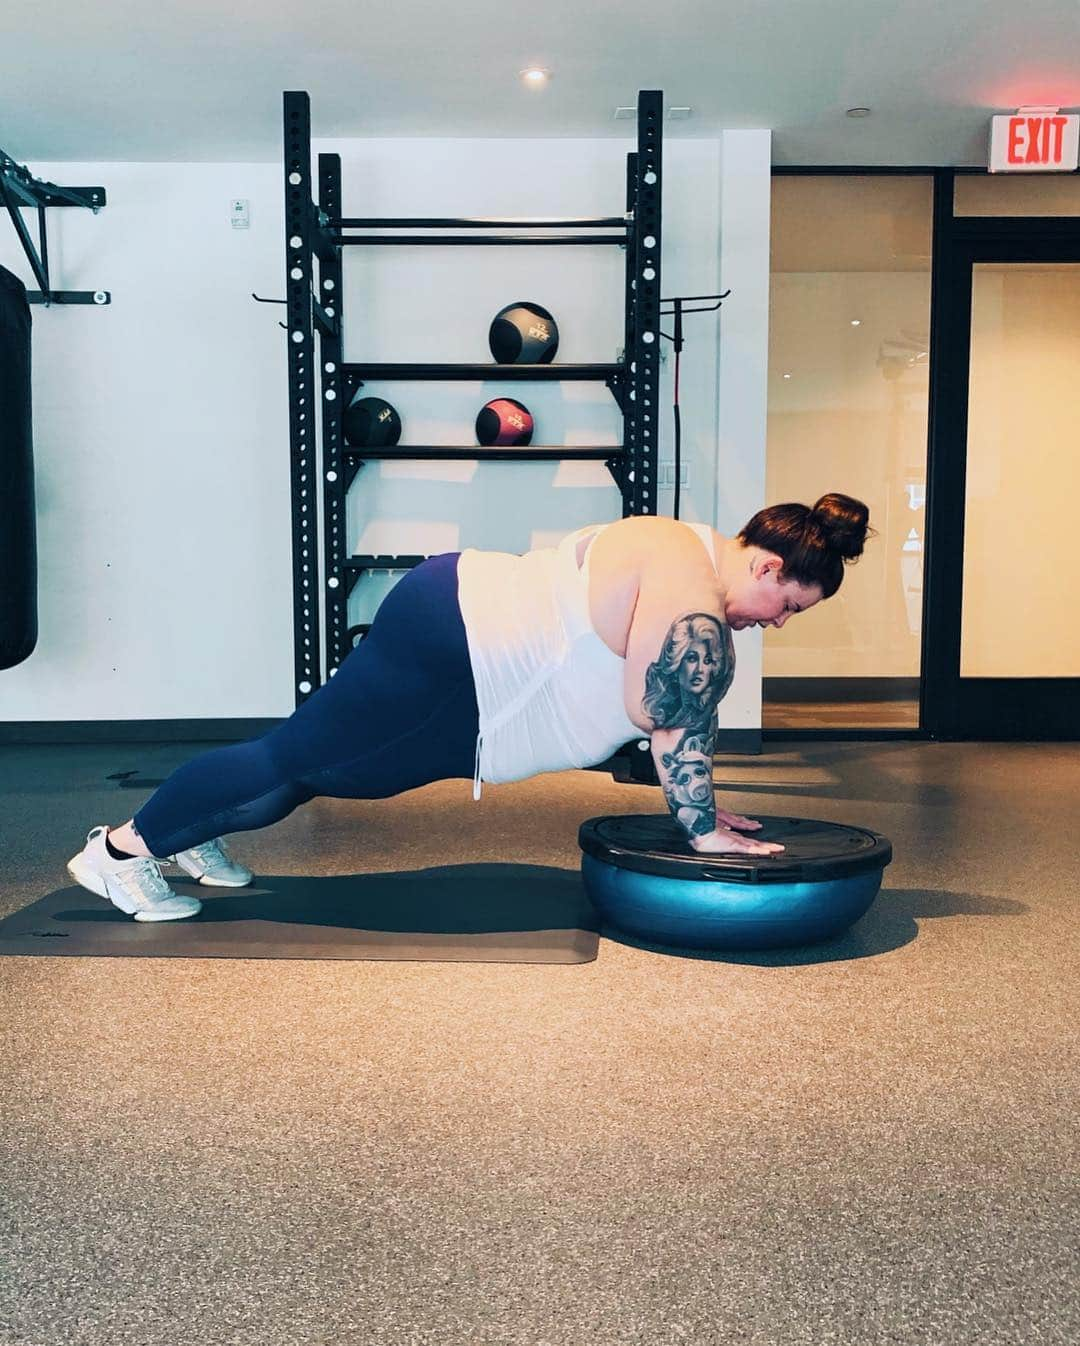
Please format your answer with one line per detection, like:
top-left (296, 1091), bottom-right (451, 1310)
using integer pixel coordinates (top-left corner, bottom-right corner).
top-left (329, 215), bottom-right (629, 247)
top-left (335, 235), bottom-right (626, 246)
top-left (332, 216), bottom-right (628, 228)
top-left (0, 148), bottom-right (110, 306)
top-left (282, 89), bottom-right (662, 704)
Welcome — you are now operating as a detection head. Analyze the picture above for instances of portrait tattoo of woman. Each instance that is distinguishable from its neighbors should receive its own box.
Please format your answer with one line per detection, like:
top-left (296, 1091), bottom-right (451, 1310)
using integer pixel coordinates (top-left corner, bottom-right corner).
top-left (642, 613), bottom-right (734, 736)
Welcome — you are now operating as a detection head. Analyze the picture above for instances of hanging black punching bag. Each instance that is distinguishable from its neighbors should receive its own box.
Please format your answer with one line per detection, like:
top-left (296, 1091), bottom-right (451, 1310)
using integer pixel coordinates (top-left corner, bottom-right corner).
top-left (0, 265), bottom-right (37, 669)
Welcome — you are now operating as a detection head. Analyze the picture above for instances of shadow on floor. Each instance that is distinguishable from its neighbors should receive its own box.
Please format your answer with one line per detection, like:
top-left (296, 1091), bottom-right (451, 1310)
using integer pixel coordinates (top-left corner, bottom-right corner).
top-left (0, 864), bottom-right (601, 965)
top-left (1, 859), bottom-right (1022, 968)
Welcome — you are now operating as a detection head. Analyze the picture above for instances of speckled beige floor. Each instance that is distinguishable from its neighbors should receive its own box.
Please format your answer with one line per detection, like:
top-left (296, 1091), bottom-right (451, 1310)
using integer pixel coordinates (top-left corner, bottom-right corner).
top-left (1, 739), bottom-right (1077, 1346)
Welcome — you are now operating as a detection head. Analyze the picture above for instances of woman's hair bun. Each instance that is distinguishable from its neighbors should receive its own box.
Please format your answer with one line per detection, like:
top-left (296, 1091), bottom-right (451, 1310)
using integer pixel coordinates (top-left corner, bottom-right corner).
top-left (810, 493), bottom-right (871, 561)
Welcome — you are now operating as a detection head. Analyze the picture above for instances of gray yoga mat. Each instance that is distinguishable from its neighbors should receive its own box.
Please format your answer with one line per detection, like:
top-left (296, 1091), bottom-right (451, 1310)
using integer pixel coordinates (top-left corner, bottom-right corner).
top-left (0, 863), bottom-right (600, 964)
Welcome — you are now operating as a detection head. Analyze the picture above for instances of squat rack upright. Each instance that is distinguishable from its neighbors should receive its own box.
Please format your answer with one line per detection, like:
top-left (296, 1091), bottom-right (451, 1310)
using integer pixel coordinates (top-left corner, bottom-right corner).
top-left (282, 90), bottom-right (663, 705)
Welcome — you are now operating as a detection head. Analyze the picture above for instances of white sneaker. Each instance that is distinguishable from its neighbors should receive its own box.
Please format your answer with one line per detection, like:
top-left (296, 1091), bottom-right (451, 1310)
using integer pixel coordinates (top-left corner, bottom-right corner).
top-left (66, 826), bottom-right (202, 922)
top-left (166, 838), bottom-right (253, 888)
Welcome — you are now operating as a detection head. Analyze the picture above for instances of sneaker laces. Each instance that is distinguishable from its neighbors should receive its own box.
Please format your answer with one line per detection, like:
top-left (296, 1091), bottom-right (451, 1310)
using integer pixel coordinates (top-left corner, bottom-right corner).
top-left (184, 839), bottom-right (228, 866)
top-left (114, 857), bottom-right (173, 898)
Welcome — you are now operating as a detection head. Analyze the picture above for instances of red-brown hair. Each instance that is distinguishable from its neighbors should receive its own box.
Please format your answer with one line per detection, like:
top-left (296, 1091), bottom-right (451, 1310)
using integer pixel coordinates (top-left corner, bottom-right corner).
top-left (737, 493), bottom-right (871, 598)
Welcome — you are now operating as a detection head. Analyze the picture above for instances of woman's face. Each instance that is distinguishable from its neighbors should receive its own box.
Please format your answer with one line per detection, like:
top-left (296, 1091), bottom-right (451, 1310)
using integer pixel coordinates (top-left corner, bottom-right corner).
top-left (678, 639), bottom-right (716, 695)
top-left (725, 554), bottom-right (823, 632)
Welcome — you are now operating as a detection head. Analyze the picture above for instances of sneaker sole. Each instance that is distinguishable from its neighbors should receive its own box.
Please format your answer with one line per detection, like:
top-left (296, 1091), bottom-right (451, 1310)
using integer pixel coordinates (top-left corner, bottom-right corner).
top-left (168, 858), bottom-right (253, 888)
top-left (179, 872), bottom-right (252, 888)
top-left (66, 854), bottom-right (202, 922)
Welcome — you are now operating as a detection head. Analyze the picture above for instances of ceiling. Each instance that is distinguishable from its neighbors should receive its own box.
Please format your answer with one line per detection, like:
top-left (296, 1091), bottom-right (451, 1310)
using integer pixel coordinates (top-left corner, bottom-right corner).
top-left (4, 0), bottom-right (1080, 164)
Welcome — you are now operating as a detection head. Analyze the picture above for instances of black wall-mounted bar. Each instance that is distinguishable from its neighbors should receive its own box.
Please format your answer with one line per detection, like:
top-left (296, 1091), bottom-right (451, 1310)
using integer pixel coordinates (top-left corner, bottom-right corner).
top-left (0, 149), bottom-right (110, 306)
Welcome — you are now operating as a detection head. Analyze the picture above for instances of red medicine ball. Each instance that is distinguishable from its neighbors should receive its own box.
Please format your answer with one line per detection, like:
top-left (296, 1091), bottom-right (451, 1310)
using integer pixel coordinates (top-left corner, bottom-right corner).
top-left (475, 398), bottom-right (534, 446)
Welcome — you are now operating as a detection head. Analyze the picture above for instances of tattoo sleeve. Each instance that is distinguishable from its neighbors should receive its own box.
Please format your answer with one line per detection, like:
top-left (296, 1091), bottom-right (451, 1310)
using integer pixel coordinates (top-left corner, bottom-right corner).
top-left (653, 723), bottom-right (719, 838)
top-left (641, 612), bottom-right (734, 842)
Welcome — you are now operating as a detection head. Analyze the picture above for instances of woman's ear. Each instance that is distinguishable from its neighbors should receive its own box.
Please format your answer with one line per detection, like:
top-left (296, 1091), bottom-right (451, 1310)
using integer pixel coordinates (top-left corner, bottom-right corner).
top-left (752, 551), bottom-right (785, 581)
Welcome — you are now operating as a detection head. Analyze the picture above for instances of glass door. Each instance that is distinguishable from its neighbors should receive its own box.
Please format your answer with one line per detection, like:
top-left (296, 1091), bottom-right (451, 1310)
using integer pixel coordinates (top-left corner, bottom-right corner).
top-left (923, 236), bottom-right (1080, 738)
top-left (765, 175), bottom-right (933, 732)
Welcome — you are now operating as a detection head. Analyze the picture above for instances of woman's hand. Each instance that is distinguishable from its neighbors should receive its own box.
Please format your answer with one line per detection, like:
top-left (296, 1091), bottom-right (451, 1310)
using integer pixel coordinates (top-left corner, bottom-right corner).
top-left (689, 827), bottom-right (785, 856)
top-left (715, 808), bottom-right (764, 833)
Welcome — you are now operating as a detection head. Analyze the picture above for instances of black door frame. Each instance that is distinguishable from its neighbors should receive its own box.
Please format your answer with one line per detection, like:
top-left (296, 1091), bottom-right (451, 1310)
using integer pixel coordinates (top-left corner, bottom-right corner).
top-left (921, 172), bottom-right (1080, 739)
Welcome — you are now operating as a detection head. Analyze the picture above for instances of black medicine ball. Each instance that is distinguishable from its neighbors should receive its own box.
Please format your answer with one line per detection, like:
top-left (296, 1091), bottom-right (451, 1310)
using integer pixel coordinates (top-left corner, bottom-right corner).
top-left (489, 302), bottom-right (559, 364)
top-left (343, 395), bottom-right (402, 448)
top-left (476, 398), bottom-right (534, 446)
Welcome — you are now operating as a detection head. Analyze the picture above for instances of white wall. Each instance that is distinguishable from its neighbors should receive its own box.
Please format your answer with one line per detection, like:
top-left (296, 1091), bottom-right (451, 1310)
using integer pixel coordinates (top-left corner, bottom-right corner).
top-left (0, 132), bottom-right (772, 727)
top-left (0, 163), bottom-right (291, 722)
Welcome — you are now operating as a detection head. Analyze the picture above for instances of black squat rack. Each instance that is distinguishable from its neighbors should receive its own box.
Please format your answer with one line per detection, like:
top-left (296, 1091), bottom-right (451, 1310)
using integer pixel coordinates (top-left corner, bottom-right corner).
top-left (282, 89), bottom-right (663, 705)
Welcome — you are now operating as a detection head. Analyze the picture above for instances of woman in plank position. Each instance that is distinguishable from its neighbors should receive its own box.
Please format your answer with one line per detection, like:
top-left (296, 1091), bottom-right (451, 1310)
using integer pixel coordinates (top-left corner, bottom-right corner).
top-left (67, 494), bottom-right (870, 921)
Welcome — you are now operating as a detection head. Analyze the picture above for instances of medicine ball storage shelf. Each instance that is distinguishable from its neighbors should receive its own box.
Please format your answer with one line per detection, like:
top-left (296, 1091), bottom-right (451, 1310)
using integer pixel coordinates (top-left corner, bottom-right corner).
top-left (283, 89), bottom-right (663, 701)
top-left (344, 446), bottom-right (624, 462)
top-left (341, 362), bottom-right (623, 381)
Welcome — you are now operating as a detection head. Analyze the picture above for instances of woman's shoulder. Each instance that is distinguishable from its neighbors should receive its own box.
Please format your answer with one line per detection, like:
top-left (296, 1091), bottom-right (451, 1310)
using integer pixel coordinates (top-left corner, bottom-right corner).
top-left (592, 516), bottom-right (722, 633)
top-left (590, 514), bottom-right (713, 553)
top-left (598, 515), bottom-right (706, 540)
top-left (591, 515), bottom-right (717, 574)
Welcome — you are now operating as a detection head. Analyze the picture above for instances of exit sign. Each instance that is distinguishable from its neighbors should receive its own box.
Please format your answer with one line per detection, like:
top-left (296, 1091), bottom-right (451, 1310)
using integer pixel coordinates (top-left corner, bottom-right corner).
top-left (990, 109), bottom-right (1080, 172)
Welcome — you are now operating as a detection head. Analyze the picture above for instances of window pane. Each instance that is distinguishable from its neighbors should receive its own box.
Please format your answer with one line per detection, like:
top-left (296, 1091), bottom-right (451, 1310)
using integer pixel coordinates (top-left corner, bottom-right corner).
top-left (955, 174), bottom-right (1080, 217)
top-left (961, 264), bottom-right (1080, 677)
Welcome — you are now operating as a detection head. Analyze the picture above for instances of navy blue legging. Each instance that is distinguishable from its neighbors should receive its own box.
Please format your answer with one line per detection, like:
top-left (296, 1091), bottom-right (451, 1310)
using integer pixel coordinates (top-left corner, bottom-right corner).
top-left (134, 553), bottom-right (479, 858)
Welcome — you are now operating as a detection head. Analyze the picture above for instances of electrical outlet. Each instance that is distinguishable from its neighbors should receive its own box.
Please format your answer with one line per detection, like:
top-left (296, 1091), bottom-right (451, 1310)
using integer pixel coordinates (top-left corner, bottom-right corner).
top-left (659, 463), bottom-right (690, 487)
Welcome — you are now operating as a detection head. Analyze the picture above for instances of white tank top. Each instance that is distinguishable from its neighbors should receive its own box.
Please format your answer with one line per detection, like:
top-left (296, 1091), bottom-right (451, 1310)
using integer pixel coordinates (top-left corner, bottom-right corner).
top-left (457, 521), bottom-right (720, 798)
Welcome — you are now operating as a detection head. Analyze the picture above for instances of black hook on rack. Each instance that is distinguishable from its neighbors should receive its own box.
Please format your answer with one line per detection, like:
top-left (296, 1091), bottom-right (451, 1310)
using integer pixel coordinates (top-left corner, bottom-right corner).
top-left (658, 290), bottom-right (731, 520)
top-left (252, 292), bottom-right (288, 330)
top-left (0, 148), bottom-right (110, 306)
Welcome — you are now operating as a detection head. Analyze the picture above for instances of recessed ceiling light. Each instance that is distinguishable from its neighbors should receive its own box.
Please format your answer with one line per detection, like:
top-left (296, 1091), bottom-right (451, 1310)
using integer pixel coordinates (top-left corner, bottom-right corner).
top-left (846, 106), bottom-right (872, 118)
top-left (851, 319), bottom-right (862, 326)
top-left (520, 67), bottom-right (552, 87)
top-left (783, 373), bottom-right (792, 379)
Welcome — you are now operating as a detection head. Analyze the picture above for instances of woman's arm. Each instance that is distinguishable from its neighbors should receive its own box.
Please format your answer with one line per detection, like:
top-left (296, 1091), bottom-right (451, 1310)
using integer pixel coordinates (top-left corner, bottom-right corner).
top-left (650, 721), bottom-right (719, 839)
top-left (634, 607), bottom-right (731, 846)
top-left (639, 625), bottom-right (783, 855)
top-left (623, 538), bottom-right (782, 855)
